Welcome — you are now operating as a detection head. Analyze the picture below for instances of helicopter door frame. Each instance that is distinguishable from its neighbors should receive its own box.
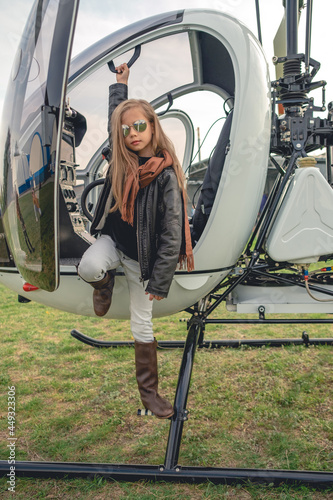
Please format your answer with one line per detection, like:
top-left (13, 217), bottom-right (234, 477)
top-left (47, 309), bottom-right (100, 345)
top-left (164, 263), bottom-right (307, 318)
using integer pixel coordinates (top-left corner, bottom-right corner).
top-left (0, 0), bottom-right (80, 291)
top-left (159, 109), bottom-right (195, 175)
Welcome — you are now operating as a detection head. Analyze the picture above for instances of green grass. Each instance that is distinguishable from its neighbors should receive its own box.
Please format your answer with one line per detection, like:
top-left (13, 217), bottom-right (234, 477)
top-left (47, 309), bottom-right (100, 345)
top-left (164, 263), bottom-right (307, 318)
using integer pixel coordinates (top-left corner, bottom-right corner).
top-left (0, 282), bottom-right (332, 498)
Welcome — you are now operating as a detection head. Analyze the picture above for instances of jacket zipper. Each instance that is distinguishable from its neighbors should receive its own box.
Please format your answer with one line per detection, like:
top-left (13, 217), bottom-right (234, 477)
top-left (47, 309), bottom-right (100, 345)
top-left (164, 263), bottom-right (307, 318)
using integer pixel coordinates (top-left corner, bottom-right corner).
top-left (136, 196), bottom-right (145, 284)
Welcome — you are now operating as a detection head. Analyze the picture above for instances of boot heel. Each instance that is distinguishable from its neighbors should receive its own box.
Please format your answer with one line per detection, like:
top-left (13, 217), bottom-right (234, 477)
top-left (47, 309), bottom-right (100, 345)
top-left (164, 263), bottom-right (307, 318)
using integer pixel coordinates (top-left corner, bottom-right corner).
top-left (137, 409), bottom-right (154, 416)
top-left (137, 408), bottom-right (174, 419)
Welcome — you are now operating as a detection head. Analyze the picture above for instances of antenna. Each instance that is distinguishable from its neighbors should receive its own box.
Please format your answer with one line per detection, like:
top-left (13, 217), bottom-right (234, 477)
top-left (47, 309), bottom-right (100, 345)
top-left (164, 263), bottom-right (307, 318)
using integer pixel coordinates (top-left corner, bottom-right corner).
top-left (197, 127), bottom-right (201, 162)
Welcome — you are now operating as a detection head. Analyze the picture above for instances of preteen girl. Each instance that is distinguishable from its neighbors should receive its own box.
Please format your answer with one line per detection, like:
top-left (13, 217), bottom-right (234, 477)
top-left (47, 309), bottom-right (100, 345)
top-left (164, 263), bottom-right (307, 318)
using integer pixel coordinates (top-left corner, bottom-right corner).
top-left (78, 63), bottom-right (194, 419)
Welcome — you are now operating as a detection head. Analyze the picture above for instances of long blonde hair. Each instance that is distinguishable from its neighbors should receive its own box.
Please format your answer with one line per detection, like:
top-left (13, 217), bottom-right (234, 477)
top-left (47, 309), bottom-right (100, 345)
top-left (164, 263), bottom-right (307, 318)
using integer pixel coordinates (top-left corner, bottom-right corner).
top-left (109, 99), bottom-right (185, 214)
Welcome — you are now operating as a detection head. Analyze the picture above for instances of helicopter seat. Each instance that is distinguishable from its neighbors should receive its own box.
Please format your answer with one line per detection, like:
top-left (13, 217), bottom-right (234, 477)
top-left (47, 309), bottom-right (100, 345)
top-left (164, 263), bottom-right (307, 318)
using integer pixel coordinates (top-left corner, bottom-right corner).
top-left (191, 110), bottom-right (233, 245)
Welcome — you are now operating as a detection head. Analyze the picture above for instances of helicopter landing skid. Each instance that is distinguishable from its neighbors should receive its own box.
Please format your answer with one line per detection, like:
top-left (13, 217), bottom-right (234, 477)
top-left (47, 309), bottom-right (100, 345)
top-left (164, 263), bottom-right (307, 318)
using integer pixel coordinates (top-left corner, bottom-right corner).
top-left (1, 314), bottom-right (333, 488)
top-left (70, 322), bottom-right (333, 349)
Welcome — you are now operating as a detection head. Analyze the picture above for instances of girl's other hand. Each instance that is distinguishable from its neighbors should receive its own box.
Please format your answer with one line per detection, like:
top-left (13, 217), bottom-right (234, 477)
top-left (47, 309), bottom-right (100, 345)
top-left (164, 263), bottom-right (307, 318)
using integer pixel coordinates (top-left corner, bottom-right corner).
top-left (146, 292), bottom-right (164, 301)
top-left (115, 63), bottom-right (129, 85)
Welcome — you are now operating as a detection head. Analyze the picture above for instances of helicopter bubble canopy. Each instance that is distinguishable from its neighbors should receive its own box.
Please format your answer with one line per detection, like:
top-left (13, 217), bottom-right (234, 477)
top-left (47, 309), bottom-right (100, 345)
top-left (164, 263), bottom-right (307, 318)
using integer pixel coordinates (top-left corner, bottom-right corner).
top-left (0, 0), bottom-right (79, 291)
top-left (65, 8), bottom-right (271, 318)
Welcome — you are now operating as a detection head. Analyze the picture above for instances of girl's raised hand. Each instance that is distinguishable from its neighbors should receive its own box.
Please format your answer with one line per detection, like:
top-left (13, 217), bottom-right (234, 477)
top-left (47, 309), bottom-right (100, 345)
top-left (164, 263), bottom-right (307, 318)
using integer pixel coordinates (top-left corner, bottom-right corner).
top-left (115, 63), bottom-right (129, 85)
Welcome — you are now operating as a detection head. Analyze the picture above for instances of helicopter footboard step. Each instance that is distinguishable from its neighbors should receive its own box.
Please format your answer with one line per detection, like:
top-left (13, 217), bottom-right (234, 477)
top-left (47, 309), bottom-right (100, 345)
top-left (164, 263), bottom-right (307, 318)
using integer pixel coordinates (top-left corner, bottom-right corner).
top-left (137, 409), bottom-right (154, 416)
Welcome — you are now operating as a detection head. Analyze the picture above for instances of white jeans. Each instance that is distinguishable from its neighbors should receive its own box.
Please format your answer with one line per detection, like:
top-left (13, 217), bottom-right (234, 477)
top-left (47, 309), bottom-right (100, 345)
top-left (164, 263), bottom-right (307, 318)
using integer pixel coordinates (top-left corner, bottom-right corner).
top-left (78, 235), bottom-right (154, 343)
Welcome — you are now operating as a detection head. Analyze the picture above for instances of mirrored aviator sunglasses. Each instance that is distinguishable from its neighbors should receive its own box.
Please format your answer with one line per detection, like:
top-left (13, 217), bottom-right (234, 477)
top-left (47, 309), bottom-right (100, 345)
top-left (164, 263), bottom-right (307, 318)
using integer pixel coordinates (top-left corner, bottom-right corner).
top-left (122, 120), bottom-right (148, 138)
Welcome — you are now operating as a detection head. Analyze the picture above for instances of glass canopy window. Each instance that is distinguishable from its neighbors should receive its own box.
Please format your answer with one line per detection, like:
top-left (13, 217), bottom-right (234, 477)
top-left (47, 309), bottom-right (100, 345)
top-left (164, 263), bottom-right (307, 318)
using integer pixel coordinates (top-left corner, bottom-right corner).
top-left (162, 92), bottom-right (227, 167)
top-left (67, 32), bottom-right (194, 170)
top-left (20, 0), bottom-right (59, 132)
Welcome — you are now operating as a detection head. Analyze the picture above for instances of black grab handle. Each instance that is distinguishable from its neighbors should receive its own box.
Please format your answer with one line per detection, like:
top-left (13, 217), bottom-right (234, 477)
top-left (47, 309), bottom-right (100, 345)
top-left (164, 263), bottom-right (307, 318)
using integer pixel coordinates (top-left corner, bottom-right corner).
top-left (107, 45), bottom-right (141, 74)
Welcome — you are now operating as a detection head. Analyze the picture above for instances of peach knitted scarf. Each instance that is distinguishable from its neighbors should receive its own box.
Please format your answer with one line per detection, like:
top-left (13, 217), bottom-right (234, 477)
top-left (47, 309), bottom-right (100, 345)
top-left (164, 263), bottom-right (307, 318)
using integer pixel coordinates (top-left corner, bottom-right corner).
top-left (121, 150), bottom-right (194, 272)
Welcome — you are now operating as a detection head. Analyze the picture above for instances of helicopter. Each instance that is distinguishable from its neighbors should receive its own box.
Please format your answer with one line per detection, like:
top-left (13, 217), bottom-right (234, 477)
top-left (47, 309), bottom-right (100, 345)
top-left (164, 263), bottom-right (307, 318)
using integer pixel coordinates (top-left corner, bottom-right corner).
top-left (2, 0), bottom-right (333, 320)
top-left (0, 0), bottom-right (333, 487)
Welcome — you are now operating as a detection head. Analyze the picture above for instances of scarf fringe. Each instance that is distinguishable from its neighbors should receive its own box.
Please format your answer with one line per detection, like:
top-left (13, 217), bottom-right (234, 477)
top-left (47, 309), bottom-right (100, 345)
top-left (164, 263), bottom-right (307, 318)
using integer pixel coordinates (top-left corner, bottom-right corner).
top-left (180, 190), bottom-right (195, 273)
top-left (179, 254), bottom-right (195, 272)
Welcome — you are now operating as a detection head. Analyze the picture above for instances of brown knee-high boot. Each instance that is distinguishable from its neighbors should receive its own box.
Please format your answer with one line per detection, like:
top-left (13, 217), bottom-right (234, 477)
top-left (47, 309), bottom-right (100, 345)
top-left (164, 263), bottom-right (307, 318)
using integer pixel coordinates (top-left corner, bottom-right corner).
top-left (90, 271), bottom-right (115, 317)
top-left (135, 339), bottom-right (174, 419)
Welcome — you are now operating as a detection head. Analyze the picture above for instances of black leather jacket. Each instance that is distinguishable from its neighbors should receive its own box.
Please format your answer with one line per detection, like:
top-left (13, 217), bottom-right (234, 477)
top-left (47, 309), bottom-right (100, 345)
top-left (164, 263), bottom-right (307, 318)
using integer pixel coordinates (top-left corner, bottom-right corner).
top-left (90, 83), bottom-right (183, 298)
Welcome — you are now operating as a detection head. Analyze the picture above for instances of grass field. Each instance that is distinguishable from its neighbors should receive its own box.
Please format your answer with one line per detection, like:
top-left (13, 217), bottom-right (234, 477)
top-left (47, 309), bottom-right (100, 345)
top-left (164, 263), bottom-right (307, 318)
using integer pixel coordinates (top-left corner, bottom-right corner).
top-left (0, 281), bottom-right (332, 499)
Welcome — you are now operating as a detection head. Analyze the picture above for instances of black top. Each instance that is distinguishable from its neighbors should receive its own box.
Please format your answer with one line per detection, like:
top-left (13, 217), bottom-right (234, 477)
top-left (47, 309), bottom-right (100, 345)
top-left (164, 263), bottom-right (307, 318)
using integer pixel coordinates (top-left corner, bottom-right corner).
top-left (101, 156), bottom-right (151, 261)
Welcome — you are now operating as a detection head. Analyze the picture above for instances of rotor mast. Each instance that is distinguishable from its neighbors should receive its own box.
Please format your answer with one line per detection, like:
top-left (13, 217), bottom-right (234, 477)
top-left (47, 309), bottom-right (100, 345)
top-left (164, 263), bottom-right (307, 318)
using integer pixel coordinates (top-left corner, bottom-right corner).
top-left (270, 0), bottom-right (332, 157)
top-left (286, 0), bottom-right (298, 58)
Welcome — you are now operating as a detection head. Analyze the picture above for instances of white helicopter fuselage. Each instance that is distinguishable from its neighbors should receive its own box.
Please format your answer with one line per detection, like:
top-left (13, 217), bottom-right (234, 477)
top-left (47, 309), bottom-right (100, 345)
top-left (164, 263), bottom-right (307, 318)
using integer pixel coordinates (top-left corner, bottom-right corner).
top-left (0, 9), bottom-right (271, 318)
